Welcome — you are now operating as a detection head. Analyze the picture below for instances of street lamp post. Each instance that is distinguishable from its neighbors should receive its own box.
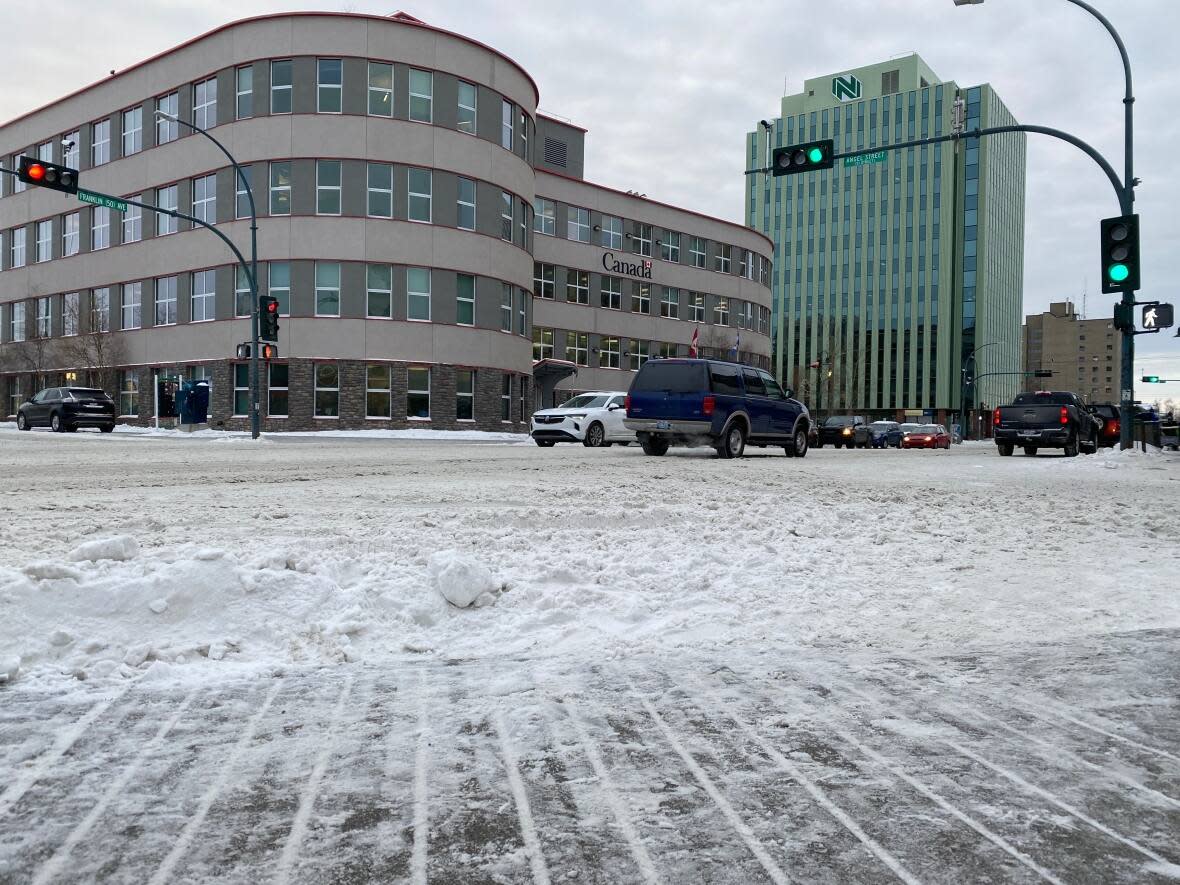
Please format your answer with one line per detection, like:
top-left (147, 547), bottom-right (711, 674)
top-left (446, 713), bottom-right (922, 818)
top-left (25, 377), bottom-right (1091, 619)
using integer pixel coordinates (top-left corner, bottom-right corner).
top-left (960, 341), bottom-right (1003, 439)
top-left (954, 0), bottom-right (1137, 449)
top-left (155, 111), bottom-right (261, 440)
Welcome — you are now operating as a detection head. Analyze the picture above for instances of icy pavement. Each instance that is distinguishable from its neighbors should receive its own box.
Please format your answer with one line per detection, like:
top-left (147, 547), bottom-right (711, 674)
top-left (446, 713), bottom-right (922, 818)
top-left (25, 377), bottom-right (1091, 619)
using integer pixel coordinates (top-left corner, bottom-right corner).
top-left (0, 432), bottom-right (1178, 882)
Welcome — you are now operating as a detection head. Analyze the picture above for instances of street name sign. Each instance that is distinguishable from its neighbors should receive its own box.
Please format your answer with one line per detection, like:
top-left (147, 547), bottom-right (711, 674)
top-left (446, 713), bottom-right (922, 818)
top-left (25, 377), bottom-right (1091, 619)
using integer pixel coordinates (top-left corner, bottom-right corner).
top-left (844, 151), bottom-right (887, 167)
top-left (77, 189), bottom-right (128, 213)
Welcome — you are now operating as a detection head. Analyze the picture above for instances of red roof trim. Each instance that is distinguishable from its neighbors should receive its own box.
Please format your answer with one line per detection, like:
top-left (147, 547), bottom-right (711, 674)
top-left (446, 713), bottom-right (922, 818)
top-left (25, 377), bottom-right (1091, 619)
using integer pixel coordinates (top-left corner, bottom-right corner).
top-left (537, 113), bottom-right (588, 134)
top-left (1, 11), bottom-right (540, 130)
top-left (536, 168), bottom-right (775, 252)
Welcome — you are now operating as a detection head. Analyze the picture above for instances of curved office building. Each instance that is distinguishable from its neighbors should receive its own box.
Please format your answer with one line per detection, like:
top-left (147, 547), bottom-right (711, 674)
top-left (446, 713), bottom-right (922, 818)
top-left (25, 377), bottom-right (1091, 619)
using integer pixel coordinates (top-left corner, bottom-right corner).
top-left (0, 12), bottom-right (772, 431)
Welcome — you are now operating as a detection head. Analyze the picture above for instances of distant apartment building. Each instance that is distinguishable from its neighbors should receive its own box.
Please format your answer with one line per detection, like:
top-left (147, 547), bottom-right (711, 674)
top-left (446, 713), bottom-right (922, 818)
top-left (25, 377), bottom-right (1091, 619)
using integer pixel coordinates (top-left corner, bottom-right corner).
top-left (1023, 301), bottom-right (1121, 404)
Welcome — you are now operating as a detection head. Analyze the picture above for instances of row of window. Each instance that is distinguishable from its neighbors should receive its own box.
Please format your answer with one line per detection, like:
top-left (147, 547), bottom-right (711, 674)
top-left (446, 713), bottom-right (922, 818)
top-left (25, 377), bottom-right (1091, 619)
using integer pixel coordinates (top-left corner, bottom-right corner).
top-left (1, 266), bottom-right (531, 341)
top-left (2, 55), bottom-right (532, 192)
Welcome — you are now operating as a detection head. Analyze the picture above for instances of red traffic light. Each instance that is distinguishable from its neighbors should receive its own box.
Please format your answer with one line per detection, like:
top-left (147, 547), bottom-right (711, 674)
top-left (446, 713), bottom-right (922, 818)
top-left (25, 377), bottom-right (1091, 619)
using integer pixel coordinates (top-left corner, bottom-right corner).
top-left (17, 156), bottom-right (79, 194)
top-left (266, 300), bottom-right (278, 314)
top-left (26, 163), bottom-right (46, 182)
top-left (260, 343), bottom-right (278, 360)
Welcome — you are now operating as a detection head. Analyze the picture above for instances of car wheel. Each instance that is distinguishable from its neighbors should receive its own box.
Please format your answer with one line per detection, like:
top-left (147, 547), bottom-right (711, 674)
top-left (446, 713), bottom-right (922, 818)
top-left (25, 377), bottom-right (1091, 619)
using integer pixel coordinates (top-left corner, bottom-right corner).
top-left (639, 435), bottom-right (669, 456)
top-left (1023, 446), bottom-right (1038, 457)
top-left (50, 412), bottom-right (65, 433)
top-left (717, 424), bottom-right (746, 459)
top-left (583, 422), bottom-right (606, 448)
top-left (535, 439), bottom-right (556, 447)
top-left (16, 413), bottom-right (30, 431)
top-left (100, 424), bottom-right (115, 434)
top-left (1063, 433), bottom-right (1079, 457)
top-left (997, 443), bottom-right (1014, 457)
top-left (786, 426), bottom-right (809, 459)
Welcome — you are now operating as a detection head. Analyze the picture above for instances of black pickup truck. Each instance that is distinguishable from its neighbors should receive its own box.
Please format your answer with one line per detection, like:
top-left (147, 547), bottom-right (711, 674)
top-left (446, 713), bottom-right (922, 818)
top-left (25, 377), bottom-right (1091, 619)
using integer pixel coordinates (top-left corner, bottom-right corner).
top-left (993, 391), bottom-right (1102, 457)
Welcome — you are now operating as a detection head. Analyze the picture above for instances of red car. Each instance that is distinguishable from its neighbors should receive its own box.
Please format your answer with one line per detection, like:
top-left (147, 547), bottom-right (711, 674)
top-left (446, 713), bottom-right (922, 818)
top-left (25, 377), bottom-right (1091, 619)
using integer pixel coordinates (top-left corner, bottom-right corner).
top-left (901, 424), bottom-right (951, 450)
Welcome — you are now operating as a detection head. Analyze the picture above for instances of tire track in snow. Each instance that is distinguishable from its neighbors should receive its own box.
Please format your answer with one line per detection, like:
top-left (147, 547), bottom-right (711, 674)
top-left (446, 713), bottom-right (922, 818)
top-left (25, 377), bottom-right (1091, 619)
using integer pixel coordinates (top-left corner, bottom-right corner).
top-left (410, 668), bottom-right (430, 885)
top-left (32, 689), bottom-right (199, 885)
top-left (272, 675), bottom-right (355, 885)
top-left (147, 680), bottom-right (283, 885)
top-left (626, 679), bottom-right (792, 885)
top-left (0, 688), bottom-right (130, 821)
top-left (492, 709), bottom-right (552, 885)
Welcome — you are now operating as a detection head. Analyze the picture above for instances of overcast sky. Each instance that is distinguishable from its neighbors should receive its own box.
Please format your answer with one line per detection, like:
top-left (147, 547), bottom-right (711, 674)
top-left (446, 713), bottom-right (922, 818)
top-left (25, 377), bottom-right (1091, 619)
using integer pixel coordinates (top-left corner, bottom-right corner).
top-left (2, 0), bottom-right (1177, 403)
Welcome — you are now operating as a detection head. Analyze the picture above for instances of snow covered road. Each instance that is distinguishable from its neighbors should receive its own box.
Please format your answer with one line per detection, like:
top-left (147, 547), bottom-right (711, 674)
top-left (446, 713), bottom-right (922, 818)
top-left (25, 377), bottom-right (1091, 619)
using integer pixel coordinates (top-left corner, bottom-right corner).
top-left (0, 431), bottom-right (1178, 882)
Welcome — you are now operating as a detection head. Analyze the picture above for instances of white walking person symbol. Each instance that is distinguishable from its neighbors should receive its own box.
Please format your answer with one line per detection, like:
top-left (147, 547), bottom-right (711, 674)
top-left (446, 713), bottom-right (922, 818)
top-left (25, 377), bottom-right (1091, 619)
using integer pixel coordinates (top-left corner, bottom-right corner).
top-left (1144, 306), bottom-right (1158, 328)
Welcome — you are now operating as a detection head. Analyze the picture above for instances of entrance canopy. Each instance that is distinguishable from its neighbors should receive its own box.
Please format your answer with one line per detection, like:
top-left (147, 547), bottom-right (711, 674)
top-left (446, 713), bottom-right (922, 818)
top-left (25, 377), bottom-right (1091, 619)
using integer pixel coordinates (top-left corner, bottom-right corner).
top-left (532, 359), bottom-right (578, 409)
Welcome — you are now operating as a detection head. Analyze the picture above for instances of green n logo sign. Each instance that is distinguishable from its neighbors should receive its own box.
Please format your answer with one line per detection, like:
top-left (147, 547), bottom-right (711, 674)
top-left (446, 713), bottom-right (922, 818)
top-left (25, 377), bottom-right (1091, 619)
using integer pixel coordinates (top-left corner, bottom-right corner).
top-left (832, 75), bottom-right (862, 102)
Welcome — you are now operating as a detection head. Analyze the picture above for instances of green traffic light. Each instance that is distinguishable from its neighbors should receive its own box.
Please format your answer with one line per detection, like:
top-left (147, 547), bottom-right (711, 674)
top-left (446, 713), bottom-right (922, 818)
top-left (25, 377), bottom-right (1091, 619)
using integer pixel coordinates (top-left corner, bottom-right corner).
top-left (807, 147), bottom-right (824, 164)
top-left (1108, 263), bottom-right (1130, 283)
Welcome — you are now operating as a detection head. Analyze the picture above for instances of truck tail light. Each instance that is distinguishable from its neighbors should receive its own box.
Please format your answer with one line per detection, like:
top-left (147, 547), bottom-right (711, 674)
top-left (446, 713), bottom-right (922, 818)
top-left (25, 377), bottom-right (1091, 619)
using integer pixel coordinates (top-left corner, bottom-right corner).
top-left (624, 394), bottom-right (630, 414)
top-left (702, 395), bottom-right (715, 416)
top-left (1060, 406), bottom-right (1069, 425)
top-left (993, 408), bottom-right (1001, 427)
top-left (1108, 419), bottom-right (1119, 436)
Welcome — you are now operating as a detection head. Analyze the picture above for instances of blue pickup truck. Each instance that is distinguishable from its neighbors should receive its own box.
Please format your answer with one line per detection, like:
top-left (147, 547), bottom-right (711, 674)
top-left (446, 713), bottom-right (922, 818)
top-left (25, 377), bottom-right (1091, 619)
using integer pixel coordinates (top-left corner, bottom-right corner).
top-left (623, 358), bottom-right (811, 458)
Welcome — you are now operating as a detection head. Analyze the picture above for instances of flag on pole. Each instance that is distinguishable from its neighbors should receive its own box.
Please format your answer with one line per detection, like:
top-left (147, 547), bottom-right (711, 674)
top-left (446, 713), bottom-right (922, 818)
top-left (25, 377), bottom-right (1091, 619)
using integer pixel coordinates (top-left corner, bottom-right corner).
top-left (689, 326), bottom-right (698, 357)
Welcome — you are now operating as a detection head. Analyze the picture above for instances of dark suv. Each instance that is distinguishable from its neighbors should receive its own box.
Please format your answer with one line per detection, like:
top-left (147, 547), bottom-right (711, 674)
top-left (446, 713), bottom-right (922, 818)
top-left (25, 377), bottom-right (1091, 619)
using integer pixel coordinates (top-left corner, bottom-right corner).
top-left (816, 415), bottom-right (868, 449)
top-left (17, 387), bottom-right (116, 433)
top-left (624, 359), bottom-right (811, 458)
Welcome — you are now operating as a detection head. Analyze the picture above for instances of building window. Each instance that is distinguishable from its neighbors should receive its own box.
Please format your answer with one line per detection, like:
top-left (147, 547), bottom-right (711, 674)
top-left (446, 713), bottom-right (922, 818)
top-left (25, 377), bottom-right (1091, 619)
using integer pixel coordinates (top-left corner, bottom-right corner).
top-left (409, 69), bottom-right (433, 122)
top-left (232, 363), bottom-right (250, 416)
top-left (91, 206), bottom-right (110, 250)
top-left (533, 263), bottom-right (555, 300)
top-left (567, 270), bottom-right (589, 305)
top-left (366, 364), bottom-right (391, 418)
top-left (62, 213), bottom-right (80, 257)
top-left (35, 296), bottom-right (51, 338)
top-left (518, 287), bottom-right (526, 335)
top-left (567, 206), bottom-right (590, 243)
top-left (632, 283), bottom-right (651, 315)
top-left (9, 302), bottom-right (25, 342)
top-left (407, 367), bottom-right (430, 419)
top-left (500, 192), bottom-right (513, 241)
top-left (519, 376), bottom-right (527, 421)
top-left (6, 378), bottom-right (21, 416)
top-left (192, 270), bottom-right (216, 322)
top-left (406, 267), bottom-right (431, 321)
top-left (533, 327), bottom-right (553, 362)
top-left (455, 370), bottom-right (475, 420)
top-left (235, 167), bottom-right (253, 220)
top-left (533, 198), bottom-right (555, 235)
top-left (316, 160), bottom-right (342, 215)
top-left (122, 106), bottom-right (142, 155)
top-left (236, 66), bottom-right (253, 119)
top-left (62, 292), bottom-right (79, 337)
top-left (91, 288), bottom-right (110, 332)
top-left (457, 81), bottom-right (477, 134)
top-left (36, 220), bottom-right (52, 263)
top-left (457, 273), bottom-right (476, 325)
top-left (268, 363), bottom-right (288, 417)
top-left (499, 283), bottom-right (513, 331)
top-left (366, 264), bottom-right (392, 318)
top-left (690, 237), bottom-right (706, 268)
top-left (268, 261), bottom-right (290, 315)
top-left (600, 215), bottom-right (622, 249)
top-left (155, 276), bottom-right (177, 326)
top-left (600, 336), bottom-right (620, 369)
top-left (632, 223), bottom-right (652, 257)
top-left (501, 100), bottom-right (514, 150)
top-left (457, 177), bottom-right (476, 230)
top-left (156, 185), bottom-right (178, 236)
top-left (314, 363), bottom-right (339, 417)
top-left (657, 342), bottom-right (678, 360)
top-left (366, 163), bottom-right (392, 218)
top-left (12, 155), bottom-right (26, 194)
top-left (715, 245), bottom-right (731, 274)
top-left (368, 62), bottom-right (393, 116)
top-left (123, 199), bottom-right (142, 243)
top-left (566, 332), bottom-right (588, 366)
top-left (91, 120), bottom-right (110, 166)
top-left (121, 282), bottom-right (141, 330)
top-left (192, 173), bottom-right (216, 223)
top-left (629, 339), bottom-right (649, 372)
top-left (601, 276), bottom-right (621, 310)
top-left (156, 92), bottom-right (179, 143)
top-left (660, 231), bottom-right (680, 262)
top-left (661, 287), bottom-right (679, 319)
top-left (119, 370), bottom-right (138, 416)
top-left (271, 60), bottom-right (293, 114)
top-left (10, 228), bottom-right (25, 268)
top-left (38, 141), bottom-right (53, 163)
top-left (501, 374), bottom-right (512, 420)
top-left (315, 262), bottom-right (341, 316)
top-left (407, 168), bottom-right (432, 222)
top-left (317, 59), bottom-right (343, 113)
top-left (234, 265), bottom-right (252, 318)
top-left (63, 133), bottom-right (79, 169)
top-left (270, 162), bottom-right (291, 215)
top-left (740, 249), bottom-right (756, 280)
top-left (714, 298), bottom-right (730, 326)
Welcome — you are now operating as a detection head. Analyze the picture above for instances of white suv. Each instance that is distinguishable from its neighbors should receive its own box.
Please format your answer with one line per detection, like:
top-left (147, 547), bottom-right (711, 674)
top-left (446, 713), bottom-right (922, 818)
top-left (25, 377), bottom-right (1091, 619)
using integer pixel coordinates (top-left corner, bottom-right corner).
top-left (530, 392), bottom-right (634, 448)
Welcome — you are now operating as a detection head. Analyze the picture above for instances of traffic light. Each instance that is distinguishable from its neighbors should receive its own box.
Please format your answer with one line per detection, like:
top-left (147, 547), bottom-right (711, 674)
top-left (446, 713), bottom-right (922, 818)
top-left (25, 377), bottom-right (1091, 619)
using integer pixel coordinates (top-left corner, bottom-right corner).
top-left (259, 295), bottom-right (279, 341)
top-left (772, 139), bottom-right (834, 176)
top-left (18, 156), bottom-right (79, 195)
top-left (1100, 214), bottom-right (1140, 293)
top-left (1142, 303), bottom-right (1173, 330)
top-left (260, 343), bottom-right (278, 360)
top-left (1033, 370), bottom-right (1053, 378)
top-left (1142, 375), bottom-right (1161, 383)
top-left (235, 343), bottom-right (251, 360)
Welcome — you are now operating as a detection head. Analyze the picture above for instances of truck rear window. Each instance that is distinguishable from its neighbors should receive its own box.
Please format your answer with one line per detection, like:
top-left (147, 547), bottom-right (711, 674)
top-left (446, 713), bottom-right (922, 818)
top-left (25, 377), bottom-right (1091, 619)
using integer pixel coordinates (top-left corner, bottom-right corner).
top-left (1012, 393), bottom-right (1074, 406)
top-left (631, 362), bottom-right (707, 393)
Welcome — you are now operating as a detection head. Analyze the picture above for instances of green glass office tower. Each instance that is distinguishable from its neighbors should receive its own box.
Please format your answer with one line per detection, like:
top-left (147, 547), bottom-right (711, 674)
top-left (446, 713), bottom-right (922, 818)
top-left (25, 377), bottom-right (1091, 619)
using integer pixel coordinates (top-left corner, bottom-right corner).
top-left (746, 54), bottom-right (1026, 422)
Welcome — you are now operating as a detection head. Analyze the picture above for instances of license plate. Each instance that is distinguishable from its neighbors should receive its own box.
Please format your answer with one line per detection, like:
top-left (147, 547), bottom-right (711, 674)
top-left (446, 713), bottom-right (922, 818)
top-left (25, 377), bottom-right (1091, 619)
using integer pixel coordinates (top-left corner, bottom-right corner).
top-left (1018, 430), bottom-right (1039, 437)
top-left (655, 420), bottom-right (671, 430)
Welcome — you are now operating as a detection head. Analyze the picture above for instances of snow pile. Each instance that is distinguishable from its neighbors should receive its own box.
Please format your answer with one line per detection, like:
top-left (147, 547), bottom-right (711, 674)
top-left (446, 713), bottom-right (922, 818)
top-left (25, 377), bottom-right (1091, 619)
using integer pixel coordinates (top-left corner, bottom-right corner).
top-left (69, 535), bottom-right (139, 562)
top-left (429, 550), bottom-right (499, 608)
top-left (0, 655), bottom-right (19, 684)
